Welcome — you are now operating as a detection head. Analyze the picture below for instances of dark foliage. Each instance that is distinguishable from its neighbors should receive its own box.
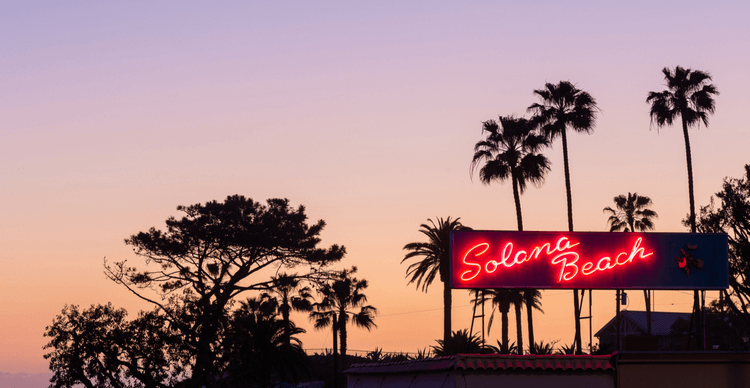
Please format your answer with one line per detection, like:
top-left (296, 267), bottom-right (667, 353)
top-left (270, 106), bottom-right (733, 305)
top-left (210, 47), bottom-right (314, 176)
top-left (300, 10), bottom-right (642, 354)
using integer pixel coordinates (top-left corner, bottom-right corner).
top-left (402, 217), bottom-right (470, 343)
top-left (431, 329), bottom-right (493, 356)
top-left (46, 196), bottom-right (345, 388)
top-left (693, 165), bottom-right (750, 324)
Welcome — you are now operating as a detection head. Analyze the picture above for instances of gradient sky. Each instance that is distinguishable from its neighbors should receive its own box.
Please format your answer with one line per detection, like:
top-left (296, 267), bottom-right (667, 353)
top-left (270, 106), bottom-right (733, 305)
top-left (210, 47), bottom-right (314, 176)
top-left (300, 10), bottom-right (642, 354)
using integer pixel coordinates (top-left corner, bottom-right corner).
top-left (2, 1), bottom-right (749, 374)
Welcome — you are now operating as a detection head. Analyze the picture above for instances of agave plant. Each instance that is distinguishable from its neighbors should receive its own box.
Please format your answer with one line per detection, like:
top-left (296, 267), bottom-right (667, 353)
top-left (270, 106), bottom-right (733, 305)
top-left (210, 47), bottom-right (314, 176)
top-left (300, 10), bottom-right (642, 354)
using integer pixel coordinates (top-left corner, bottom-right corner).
top-left (530, 340), bottom-right (558, 355)
top-left (488, 340), bottom-right (517, 355)
top-left (555, 343), bottom-right (576, 355)
top-left (431, 329), bottom-right (492, 356)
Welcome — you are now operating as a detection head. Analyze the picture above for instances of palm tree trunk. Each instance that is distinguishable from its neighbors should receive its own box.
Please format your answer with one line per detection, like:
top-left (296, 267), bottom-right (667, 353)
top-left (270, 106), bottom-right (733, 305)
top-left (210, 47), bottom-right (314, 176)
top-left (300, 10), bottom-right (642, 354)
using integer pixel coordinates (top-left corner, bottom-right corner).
top-left (512, 174), bottom-right (523, 231)
top-left (682, 116), bottom-right (703, 350)
top-left (339, 312), bottom-right (347, 369)
top-left (644, 290), bottom-right (652, 335)
top-left (501, 309), bottom-right (509, 353)
top-left (616, 290), bottom-right (621, 351)
top-left (515, 302), bottom-right (523, 354)
top-left (682, 118), bottom-right (696, 234)
top-left (443, 279), bottom-right (452, 343)
top-left (526, 292), bottom-right (536, 354)
top-left (561, 129), bottom-right (582, 354)
top-left (283, 307), bottom-right (291, 348)
top-left (561, 124), bottom-right (574, 232)
top-left (332, 313), bottom-right (338, 387)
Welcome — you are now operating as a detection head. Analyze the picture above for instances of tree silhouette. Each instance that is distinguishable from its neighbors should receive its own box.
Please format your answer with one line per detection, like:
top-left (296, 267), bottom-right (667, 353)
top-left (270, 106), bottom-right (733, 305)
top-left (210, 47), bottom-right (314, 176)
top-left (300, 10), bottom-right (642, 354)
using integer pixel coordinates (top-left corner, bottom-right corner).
top-left (528, 80), bottom-right (598, 354)
top-left (223, 299), bottom-right (308, 388)
top-left (647, 66), bottom-right (718, 233)
top-left (604, 193), bottom-right (658, 233)
top-left (524, 289), bottom-right (544, 354)
top-left (470, 115), bottom-right (550, 231)
top-left (511, 290), bottom-right (525, 354)
top-left (431, 329), bottom-right (492, 356)
top-left (103, 195), bottom-right (345, 387)
top-left (43, 304), bottom-right (184, 388)
top-left (310, 267), bottom-right (377, 369)
top-left (603, 192), bottom-right (658, 334)
top-left (470, 116), bottom-right (548, 354)
top-left (693, 165), bottom-right (750, 327)
top-left (648, 66), bottom-right (718, 350)
top-left (402, 217), bottom-right (470, 343)
top-left (262, 273), bottom-right (315, 348)
top-left (482, 288), bottom-right (523, 354)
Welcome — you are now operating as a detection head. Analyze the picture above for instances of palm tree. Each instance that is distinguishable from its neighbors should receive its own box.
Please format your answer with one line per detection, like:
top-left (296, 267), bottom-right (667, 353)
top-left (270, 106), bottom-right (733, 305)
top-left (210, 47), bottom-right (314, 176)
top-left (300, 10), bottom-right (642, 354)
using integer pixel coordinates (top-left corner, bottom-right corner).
top-left (483, 288), bottom-right (523, 354)
top-left (603, 193), bottom-right (658, 233)
top-left (310, 267), bottom-right (377, 367)
top-left (470, 118), bottom-right (548, 354)
top-left (470, 116), bottom-right (550, 231)
top-left (648, 66), bottom-right (718, 350)
top-left (402, 217), bottom-right (470, 343)
top-left (524, 289), bottom-right (544, 354)
top-left (603, 193), bottom-right (658, 335)
top-left (265, 273), bottom-right (314, 348)
top-left (647, 66), bottom-right (718, 233)
top-left (528, 80), bottom-right (598, 354)
top-left (225, 300), bottom-right (308, 388)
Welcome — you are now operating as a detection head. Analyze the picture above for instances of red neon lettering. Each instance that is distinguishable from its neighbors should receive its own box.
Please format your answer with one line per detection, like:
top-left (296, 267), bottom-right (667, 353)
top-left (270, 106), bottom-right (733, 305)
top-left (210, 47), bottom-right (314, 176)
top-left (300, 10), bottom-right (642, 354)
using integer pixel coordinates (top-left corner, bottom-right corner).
top-left (576, 237), bottom-right (654, 279)
top-left (551, 252), bottom-right (579, 282)
top-left (461, 243), bottom-right (489, 281)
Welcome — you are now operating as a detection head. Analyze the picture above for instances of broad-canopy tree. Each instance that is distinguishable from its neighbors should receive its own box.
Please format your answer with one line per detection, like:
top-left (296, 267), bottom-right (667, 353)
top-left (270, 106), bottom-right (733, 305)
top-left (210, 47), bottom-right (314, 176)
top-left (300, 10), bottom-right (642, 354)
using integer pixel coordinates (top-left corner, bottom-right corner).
top-left (694, 165), bottom-right (750, 323)
top-left (45, 195), bottom-right (345, 388)
top-left (43, 303), bottom-right (184, 388)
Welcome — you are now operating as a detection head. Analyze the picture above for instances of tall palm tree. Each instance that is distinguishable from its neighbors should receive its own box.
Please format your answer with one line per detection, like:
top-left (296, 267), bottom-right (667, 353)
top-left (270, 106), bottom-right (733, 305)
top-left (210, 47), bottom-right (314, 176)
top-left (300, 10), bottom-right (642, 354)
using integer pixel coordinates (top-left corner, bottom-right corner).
top-left (524, 289), bottom-right (544, 354)
top-left (470, 115), bottom-right (550, 231)
top-left (402, 217), bottom-right (470, 343)
top-left (603, 193), bottom-right (658, 334)
top-left (647, 66), bottom-right (718, 233)
top-left (528, 80), bottom-right (598, 354)
top-left (648, 66), bottom-right (718, 350)
top-left (311, 267), bottom-right (377, 367)
top-left (470, 116), bottom-right (548, 353)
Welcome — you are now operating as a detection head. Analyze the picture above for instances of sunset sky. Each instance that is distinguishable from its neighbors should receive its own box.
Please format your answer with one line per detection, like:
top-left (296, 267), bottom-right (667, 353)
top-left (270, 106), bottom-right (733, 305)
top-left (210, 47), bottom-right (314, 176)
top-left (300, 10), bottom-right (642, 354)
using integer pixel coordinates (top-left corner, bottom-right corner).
top-left (2, 1), bottom-right (750, 375)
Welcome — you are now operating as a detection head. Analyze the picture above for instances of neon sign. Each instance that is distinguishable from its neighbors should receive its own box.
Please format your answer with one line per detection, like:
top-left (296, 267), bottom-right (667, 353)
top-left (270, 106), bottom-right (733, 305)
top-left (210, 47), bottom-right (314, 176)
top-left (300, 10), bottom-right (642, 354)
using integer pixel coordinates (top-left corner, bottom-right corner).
top-left (450, 231), bottom-right (728, 290)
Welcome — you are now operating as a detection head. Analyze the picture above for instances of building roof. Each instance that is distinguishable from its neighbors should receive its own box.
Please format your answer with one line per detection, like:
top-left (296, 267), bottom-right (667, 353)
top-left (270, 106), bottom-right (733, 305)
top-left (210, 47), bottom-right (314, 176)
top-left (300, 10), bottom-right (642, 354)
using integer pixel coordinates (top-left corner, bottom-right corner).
top-left (594, 310), bottom-right (692, 337)
top-left (346, 354), bottom-right (614, 375)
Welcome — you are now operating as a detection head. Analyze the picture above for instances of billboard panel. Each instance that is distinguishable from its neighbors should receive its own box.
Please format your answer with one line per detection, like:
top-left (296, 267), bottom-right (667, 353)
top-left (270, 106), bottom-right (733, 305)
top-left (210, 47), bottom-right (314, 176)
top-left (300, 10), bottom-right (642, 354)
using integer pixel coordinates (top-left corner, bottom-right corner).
top-left (450, 231), bottom-right (728, 290)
